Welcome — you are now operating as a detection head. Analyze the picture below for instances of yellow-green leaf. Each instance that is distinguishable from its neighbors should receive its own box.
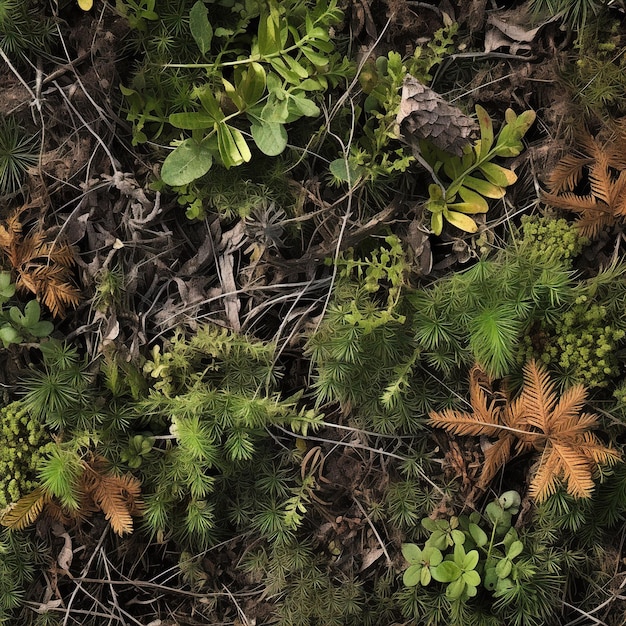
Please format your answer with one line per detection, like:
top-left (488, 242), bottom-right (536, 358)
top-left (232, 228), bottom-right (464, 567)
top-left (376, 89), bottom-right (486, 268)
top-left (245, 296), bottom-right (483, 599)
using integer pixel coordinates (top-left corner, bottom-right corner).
top-left (445, 210), bottom-right (478, 232)
top-left (78, 0), bottom-right (93, 10)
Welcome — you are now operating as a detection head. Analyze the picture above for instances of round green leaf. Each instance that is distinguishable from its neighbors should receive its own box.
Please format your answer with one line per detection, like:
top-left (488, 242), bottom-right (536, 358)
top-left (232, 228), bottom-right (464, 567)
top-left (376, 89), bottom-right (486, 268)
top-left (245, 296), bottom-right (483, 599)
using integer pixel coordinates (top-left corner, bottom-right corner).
top-left (507, 540), bottom-right (524, 560)
top-left (251, 121), bottom-right (288, 156)
top-left (424, 547), bottom-right (443, 567)
top-left (420, 566), bottom-right (432, 586)
top-left (161, 139), bottom-right (213, 186)
top-left (401, 543), bottom-right (423, 564)
top-left (431, 561), bottom-right (461, 583)
top-left (463, 569), bottom-right (481, 587)
top-left (445, 577), bottom-right (466, 600)
top-left (496, 558), bottom-right (512, 578)
top-left (469, 523), bottom-right (488, 548)
top-left (463, 549), bottom-right (480, 571)
top-left (402, 564), bottom-right (422, 587)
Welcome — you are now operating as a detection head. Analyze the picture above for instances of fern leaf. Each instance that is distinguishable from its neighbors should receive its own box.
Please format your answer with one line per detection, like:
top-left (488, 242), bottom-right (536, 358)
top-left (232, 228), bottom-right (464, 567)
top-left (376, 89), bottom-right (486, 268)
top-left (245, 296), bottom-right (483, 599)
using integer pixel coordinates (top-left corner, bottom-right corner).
top-left (91, 473), bottom-right (142, 535)
top-left (428, 407), bottom-right (502, 437)
top-left (551, 443), bottom-right (595, 499)
top-left (548, 154), bottom-right (591, 193)
top-left (588, 157), bottom-right (613, 206)
top-left (542, 384), bottom-right (589, 434)
top-left (478, 435), bottom-right (513, 488)
top-left (0, 487), bottom-right (49, 530)
top-left (528, 447), bottom-right (563, 502)
top-left (519, 360), bottom-right (556, 433)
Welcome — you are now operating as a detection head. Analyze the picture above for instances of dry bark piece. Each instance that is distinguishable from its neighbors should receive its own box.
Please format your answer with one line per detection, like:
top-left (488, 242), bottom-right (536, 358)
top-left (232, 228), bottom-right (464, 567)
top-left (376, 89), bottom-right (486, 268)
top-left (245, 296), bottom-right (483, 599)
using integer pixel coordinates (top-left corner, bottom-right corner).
top-left (396, 76), bottom-right (476, 157)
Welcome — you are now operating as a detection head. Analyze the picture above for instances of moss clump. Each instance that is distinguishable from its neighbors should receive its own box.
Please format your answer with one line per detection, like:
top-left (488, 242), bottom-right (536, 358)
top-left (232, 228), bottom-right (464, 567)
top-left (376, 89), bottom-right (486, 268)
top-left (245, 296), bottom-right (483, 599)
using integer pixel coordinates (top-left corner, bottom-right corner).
top-left (0, 401), bottom-right (53, 509)
top-left (519, 215), bottom-right (588, 263)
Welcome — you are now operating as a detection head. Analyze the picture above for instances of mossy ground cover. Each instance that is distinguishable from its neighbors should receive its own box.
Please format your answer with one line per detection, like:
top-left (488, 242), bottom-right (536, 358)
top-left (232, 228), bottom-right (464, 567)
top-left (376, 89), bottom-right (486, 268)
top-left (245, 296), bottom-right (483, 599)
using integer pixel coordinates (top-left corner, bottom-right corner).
top-left (1, 0), bottom-right (626, 624)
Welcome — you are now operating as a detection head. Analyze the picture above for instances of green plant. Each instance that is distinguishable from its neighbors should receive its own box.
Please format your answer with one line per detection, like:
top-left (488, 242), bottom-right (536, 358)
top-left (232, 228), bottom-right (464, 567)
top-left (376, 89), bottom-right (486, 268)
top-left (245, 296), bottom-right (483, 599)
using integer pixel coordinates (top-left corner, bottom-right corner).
top-left (330, 24), bottom-right (459, 187)
top-left (0, 0), bottom-right (56, 61)
top-left (0, 272), bottom-right (53, 347)
top-left (0, 402), bottom-right (54, 509)
top-left (123, 0), bottom-right (352, 186)
top-left (135, 325), bottom-right (322, 548)
top-left (421, 106), bottom-right (536, 234)
top-left (0, 118), bottom-right (38, 197)
top-left (399, 491), bottom-right (567, 626)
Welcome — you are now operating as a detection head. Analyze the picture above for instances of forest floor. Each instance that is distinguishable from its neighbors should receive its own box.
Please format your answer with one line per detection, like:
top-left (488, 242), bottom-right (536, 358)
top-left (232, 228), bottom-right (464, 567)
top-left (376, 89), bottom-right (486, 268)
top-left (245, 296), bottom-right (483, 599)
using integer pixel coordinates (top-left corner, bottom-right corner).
top-left (2, 0), bottom-right (626, 624)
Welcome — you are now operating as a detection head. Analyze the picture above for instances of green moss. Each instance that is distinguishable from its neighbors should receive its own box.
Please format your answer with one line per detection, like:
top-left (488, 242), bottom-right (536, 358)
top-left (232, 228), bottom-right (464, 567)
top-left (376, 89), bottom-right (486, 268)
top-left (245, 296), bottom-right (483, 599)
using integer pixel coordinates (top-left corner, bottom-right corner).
top-left (0, 402), bottom-right (53, 509)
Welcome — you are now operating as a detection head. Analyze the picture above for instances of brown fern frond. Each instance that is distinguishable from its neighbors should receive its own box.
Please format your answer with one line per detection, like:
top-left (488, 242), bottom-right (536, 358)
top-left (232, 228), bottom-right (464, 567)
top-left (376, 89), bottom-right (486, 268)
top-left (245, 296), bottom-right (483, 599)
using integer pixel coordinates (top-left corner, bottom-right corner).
top-left (91, 473), bottom-right (141, 536)
top-left (544, 131), bottom-right (626, 237)
top-left (430, 359), bottom-right (621, 501)
top-left (428, 408), bottom-right (502, 437)
top-left (528, 447), bottom-right (563, 502)
top-left (543, 385), bottom-right (589, 434)
top-left (551, 444), bottom-right (595, 499)
top-left (477, 436), bottom-right (513, 489)
top-left (588, 157), bottom-right (613, 206)
top-left (548, 154), bottom-right (592, 193)
top-left (0, 487), bottom-right (50, 530)
top-left (0, 211), bottom-right (81, 318)
top-left (518, 360), bottom-right (556, 433)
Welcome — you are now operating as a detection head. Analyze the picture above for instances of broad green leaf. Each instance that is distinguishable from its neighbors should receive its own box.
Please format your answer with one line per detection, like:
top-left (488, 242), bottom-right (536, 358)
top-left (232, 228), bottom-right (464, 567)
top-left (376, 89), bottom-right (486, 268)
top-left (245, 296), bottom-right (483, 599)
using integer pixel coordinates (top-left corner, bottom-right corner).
top-left (495, 558), bottom-right (512, 578)
top-left (270, 57), bottom-right (302, 84)
top-left (463, 549), bottom-right (480, 571)
top-left (261, 96), bottom-right (290, 123)
top-left (289, 94), bottom-right (320, 117)
top-left (189, 1), bottom-right (213, 55)
top-left (462, 175), bottom-right (506, 199)
top-left (444, 210), bottom-right (478, 233)
top-left (237, 62), bottom-right (266, 104)
top-left (0, 325), bottom-right (21, 346)
top-left (507, 540), bottom-right (524, 560)
top-left (431, 211), bottom-right (444, 236)
top-left (420, 567), bottom-right (432, 586)
top-left (161, 138), bottom-right (213, 186)
top-left (451, 529), bottom-right (466, 545)
top-left (329, 158), bottom-right (364, 184)
top-left (169, 112), bottom-right (216, 130)
top-left (465, 582), bottom-right (479, 597)
top-left (431, 561), bottom-right (461, 583)
top-left (301, 45), bottom-right (330, 67)
top-left (469, 523), bottom-right (488, 548)
top-left (216, 123), bottom-right (251, 168)
top-left (401, 543), bottom-right (423, 564)
top-left (484, 567), bottom-right (498, 590)
top-left (285, 55), bottom-right (309, 78)
top-left (479, 162), bottom-right (517, 187)
top-left (257, 0), bottom-right (282, 56)
top-left (196, 86), bottom-right (224, 120)
top-left (222, 79), bottom-right (245, 112)
top-left (402, 564), bottom-right (422, 587)
top-left (445, 577), bottom-right (466, 599)
top-left (424, 547), bottom-right (443, 567)
top-left (448, 188), bottom-right (489, 214)
top-left (476, 104), bottom-right (494, 157)
top-left (251, 120), bottom-right (288, 156)
top-left (29, 321), bottom-right (54, 337)
top-left (23, 299), bottom-right (42, 326)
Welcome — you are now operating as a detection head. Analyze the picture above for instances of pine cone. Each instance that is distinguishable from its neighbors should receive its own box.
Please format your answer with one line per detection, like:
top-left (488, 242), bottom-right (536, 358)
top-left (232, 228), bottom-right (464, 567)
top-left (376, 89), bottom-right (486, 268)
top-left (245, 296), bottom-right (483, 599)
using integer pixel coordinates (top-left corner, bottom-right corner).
top-left (396, 76), bottom-right (476, 156)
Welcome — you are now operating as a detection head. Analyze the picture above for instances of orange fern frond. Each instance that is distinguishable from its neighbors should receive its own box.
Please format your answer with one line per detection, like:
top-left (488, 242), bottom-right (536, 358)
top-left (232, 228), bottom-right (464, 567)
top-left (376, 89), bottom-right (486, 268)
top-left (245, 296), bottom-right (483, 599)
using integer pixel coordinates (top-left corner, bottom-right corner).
top-left (543, 131), bottom-right (626, 237)
top-left (0, 487), bottom-right (50, 530)
top-left (430, 359), bottom-right (621, 502)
